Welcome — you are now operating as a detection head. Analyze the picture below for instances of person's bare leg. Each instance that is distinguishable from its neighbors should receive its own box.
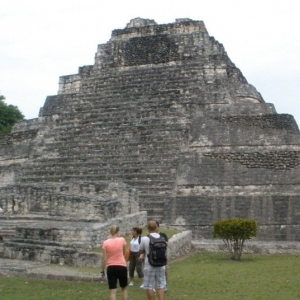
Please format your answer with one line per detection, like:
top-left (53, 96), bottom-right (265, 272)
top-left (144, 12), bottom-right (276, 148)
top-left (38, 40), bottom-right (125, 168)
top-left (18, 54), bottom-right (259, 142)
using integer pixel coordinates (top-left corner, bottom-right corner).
top-left (110, 289), bottom-right (117, 300)
top-left (157, 288), bottom-right (165, 300)
top-left (165, 267), bottom-right (168, 289)
top-left (146, 288), bottom-right (155, 300)
top-left (121, 287), bottom-right (128, 300)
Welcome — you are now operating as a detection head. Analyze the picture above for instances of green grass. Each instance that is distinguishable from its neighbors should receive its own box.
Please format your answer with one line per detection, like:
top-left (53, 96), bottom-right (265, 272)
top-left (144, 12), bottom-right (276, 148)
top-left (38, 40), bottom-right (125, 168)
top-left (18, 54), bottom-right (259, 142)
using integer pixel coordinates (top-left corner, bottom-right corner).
top-left (46, 264), bottom-right (100, 274)
top-left (2, 252), bottom-right (300, 299)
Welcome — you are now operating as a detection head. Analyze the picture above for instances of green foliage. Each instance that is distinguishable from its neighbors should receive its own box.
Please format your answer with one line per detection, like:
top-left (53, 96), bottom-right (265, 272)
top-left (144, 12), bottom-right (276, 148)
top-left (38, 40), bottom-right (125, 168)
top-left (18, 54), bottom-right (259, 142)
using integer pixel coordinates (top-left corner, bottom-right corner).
top-left (213, 218), bottom-right (258, 260)
top-left (0, 94), bottom-right (24, 134)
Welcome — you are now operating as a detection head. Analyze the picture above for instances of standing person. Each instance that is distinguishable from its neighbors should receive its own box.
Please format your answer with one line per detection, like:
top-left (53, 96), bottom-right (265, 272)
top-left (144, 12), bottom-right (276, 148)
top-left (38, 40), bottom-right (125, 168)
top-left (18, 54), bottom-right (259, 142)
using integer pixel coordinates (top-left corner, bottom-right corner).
top-left (156, 221), bottom-right (168, 291)
top-left (101, 225), bottom-right (128, 300)
top-left (139, 220), bottom-right (166, 300)
top-left (155, 221), bottom-right (168, 243)
top-left (0, 206), bottom-right (3, 242)
top-left (128, 227), bottom-right (144, 287)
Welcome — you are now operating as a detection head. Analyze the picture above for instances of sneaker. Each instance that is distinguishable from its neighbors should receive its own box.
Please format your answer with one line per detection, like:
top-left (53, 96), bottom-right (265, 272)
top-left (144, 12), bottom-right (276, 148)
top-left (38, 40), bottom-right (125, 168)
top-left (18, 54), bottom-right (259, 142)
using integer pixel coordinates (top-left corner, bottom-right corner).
top-left (129, 281), bottom-right (134, 287)
top-left (140, 284), bottom-right (144, 288)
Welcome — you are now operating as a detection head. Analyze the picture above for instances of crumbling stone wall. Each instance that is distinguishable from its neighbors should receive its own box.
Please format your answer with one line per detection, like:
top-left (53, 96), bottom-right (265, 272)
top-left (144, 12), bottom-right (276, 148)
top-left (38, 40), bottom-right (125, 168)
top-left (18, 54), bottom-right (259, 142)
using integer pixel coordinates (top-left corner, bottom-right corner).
top-left (3, 211), bottom-right (147, 265)
top-left (204, 151), bottom-right (300, 170)
top-left (214, 114), bottom-right (298, 133)
top-left (0, 181), bottom-right (138, 220)
top-left (167, 230), bottom-right (192, 260)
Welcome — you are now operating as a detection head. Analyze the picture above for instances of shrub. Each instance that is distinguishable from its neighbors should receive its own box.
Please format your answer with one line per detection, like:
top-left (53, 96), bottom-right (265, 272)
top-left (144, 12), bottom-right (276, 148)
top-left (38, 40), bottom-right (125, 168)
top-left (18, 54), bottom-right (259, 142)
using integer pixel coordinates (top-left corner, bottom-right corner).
top-left (0, 94), bottom-right (24, 134)
top-left (213, 218), bottom-right (258, 260)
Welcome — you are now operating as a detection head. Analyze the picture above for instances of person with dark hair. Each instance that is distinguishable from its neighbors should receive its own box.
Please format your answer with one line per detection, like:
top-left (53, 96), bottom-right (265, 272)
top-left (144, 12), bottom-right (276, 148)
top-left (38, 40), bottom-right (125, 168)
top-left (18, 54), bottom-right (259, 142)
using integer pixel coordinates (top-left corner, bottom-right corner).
top-left (102, 225), bottom-right (128, 300)
top-left (155, 221), bottom-right (168, 243)
top-left (128, 227), bottom-right (144, 287)
top-left (139, 220), bottom-right (166, 300)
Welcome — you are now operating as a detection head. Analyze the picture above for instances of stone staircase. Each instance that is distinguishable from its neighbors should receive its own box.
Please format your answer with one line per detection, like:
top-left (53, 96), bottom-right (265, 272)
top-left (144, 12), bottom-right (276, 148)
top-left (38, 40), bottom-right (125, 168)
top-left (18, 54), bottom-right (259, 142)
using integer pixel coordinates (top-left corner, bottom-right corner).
top-left (14, 62), bottom-right (202, 221)
top-left (1, 228), bottom-right (16, 241)
top-left (0, 217), bottom-right (37, 258)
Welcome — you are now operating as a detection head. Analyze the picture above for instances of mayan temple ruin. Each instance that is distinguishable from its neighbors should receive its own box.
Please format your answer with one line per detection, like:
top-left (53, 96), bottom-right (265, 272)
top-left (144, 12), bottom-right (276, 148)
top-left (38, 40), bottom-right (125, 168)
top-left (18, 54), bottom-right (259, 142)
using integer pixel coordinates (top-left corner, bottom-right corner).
top-left (1, 17), bottom-right (300, 263)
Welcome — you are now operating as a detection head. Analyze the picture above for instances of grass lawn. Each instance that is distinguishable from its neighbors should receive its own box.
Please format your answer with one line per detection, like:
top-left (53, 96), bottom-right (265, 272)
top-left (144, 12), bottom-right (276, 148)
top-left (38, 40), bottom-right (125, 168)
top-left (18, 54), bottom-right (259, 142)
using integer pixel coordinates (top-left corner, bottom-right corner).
top-left (1, 251), bottom-right (300, 299)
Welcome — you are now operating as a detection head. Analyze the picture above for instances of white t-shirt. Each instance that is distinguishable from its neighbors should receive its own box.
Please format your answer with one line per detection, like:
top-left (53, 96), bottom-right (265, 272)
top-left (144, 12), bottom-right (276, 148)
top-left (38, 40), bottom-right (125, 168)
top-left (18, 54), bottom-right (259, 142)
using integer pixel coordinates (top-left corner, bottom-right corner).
top-left (139, 233), bottom-right (165, 270)
top-left (130, 237), bottom-right (140, 252)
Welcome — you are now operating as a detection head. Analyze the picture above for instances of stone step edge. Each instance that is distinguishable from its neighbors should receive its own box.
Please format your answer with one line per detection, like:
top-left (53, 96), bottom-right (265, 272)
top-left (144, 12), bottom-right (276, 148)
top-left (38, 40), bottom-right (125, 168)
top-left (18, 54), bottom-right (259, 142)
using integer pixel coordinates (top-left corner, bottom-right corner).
top-left (0, 268), bottom-right (103, 282)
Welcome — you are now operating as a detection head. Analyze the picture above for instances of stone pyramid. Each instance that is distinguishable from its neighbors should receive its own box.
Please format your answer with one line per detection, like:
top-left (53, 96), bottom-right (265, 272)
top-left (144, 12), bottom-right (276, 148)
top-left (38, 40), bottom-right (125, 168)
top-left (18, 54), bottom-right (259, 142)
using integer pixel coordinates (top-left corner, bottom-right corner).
top-left (1, 17), bottom-right (300, 242)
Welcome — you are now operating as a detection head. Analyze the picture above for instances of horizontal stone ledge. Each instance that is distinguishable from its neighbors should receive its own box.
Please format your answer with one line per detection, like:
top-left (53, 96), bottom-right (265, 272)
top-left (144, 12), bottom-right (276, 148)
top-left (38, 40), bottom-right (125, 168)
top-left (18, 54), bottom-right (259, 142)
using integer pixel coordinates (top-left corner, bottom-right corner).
top-left (192, 239), bottom-right (300, 255)
top-left (5, 238), bottom-right (86, 246)
top-left (1, 216), bottom-right (104, 223)
top-left (0, 269), bottom-right (104, 282)
top-left (4, 243), bottom-right (79, 252)
top-left (27, 156), bottom-right (176, 162)
top-left (168, 223), bottom-right (300, 227)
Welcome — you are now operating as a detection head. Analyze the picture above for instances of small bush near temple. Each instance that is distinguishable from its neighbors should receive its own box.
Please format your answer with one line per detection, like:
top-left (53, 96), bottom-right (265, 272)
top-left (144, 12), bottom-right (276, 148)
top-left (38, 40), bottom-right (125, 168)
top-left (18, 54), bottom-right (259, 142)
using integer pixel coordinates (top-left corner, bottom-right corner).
top-left (213, 218), bottom-right (258, 260)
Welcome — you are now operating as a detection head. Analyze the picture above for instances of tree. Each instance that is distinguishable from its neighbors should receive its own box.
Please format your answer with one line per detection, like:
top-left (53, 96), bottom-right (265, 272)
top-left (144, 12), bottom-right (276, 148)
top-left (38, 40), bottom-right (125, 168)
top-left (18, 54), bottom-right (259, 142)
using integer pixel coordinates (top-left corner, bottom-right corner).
top-left (0, 94), bottom-right (24, 134)
top-left (213, 218), bottom-right (258, 260)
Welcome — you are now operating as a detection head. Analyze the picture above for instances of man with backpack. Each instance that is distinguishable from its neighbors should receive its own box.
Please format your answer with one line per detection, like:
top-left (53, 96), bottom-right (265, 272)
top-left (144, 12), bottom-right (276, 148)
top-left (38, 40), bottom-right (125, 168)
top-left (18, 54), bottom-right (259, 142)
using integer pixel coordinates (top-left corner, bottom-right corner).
top-left (155, 221), bottom-right (168, 291)
top-left (139, 220), bottom-right (167, 300)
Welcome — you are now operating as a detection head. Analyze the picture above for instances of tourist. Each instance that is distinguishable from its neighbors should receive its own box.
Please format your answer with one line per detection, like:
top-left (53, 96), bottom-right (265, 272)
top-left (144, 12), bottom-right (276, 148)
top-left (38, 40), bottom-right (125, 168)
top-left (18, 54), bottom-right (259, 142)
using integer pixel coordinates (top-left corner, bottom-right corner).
top-left (139, 220), bottom-right (166, 300)
top-left (101, 225), bottom-right (128, 300)
top-left (128, 227), bottom-right (144, 287)
top-left (0, 206), bottom-right (3, 242)
top-left (156, 221), bottom-right (168, 291)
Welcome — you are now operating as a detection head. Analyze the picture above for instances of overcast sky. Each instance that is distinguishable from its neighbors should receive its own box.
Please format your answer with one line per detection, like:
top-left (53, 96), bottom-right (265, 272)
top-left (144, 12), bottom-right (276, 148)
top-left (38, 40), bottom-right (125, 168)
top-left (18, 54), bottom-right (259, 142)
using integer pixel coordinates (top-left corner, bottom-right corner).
top-left (1, 0), bottom-right (300, 126)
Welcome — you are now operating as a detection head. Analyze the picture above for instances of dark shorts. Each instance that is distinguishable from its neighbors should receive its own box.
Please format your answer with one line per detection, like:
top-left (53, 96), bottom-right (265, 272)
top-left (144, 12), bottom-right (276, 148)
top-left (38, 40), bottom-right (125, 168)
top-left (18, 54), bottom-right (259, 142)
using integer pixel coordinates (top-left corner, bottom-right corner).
top-left (107, 266), bottom-right (128, 289)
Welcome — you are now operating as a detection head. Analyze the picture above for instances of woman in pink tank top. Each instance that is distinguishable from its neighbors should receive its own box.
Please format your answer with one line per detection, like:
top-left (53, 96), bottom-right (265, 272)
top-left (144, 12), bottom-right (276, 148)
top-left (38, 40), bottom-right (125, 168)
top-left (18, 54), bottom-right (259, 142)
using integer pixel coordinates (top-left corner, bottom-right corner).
top-left (102, 225), bottom-right (128, 300)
